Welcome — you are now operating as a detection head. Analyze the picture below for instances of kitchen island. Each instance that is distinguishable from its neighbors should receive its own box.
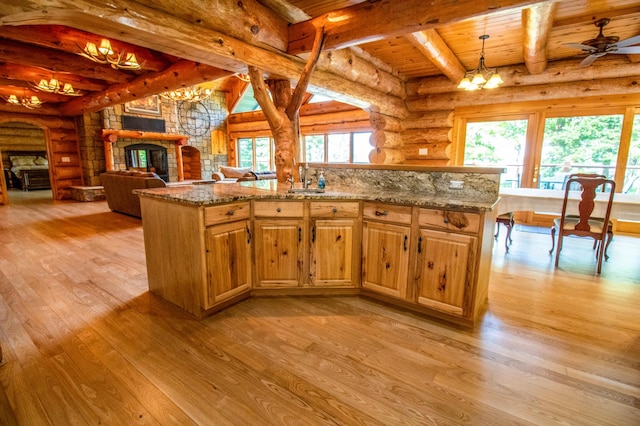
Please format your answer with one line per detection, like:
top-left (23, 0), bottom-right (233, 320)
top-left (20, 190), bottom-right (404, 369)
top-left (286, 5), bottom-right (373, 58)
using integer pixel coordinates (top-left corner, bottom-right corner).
top-left (136, 165), bottom-right (502, 327)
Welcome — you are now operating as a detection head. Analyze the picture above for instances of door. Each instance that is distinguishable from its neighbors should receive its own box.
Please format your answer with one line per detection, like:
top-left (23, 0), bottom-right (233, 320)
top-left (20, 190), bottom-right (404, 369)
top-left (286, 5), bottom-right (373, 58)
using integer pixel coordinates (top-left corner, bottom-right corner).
top-left (361, 220), bottom-right (410, 299)
top-left (415, 229), bottom-right (476, 316)
top-left (254, 219), bottom-right (304, 287)
top-left (204, 220), bottom-right (252, 309)
top-left (309, 219), bottom-right (356, 286)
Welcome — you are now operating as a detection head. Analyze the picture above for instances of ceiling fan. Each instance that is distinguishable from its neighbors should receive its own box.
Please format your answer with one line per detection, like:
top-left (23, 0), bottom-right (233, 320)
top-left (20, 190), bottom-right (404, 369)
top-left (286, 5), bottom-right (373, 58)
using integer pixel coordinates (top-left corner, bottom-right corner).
top-left (564, 18), bottom-right (640, 67)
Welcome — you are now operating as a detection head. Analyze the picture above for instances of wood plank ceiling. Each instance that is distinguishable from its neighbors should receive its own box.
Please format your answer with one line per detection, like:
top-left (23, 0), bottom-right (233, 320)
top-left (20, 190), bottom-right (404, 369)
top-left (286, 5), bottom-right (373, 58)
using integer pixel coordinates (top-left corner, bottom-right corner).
top-left (0, 0), bottom-right (639, 116)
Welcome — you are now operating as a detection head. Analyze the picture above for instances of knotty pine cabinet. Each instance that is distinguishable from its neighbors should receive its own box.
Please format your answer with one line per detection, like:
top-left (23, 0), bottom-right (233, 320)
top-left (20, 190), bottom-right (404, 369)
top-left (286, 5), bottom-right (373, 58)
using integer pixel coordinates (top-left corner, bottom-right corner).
top-left (253, 201), bottom-right (305, 287)
top-left (412, 208), bottom-right (486, 321)
top-left (309, 201), bottom-right (360, 287)
top-left (202, 202), bottom-right (252, 309)
top-left (361, 202), bottom-right (412, 299)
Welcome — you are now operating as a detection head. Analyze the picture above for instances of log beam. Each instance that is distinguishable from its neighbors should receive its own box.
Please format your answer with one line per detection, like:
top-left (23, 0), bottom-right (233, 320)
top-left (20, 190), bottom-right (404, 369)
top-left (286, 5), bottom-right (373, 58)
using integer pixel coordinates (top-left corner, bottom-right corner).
top-left (288, 0), bottom-right (547, 54)
top-left (0, 39), bottom-right (134, 84)
top-left (0, 25), bottom-right (172, 72)
top-left (405, 30), bottom-right (466, 83)
top-left (408, 76), bottom-right (640, 111)
top-left (1, 1), bottom-right (407, 118)
top-left (0, 63), bottom-right (108, 92)
top-left (406, 57), bottom-right (640, 96)
top-left (522, 2), bottom-right (558, 74)
top-left (60, 61), bottom-right (232, 116)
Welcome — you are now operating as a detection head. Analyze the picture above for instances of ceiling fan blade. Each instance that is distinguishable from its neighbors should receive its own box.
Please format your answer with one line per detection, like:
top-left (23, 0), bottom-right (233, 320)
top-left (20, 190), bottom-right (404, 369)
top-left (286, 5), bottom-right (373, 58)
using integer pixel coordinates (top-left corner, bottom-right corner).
top-left (614, 34), bottom-right (640, 48)
top-left (579, 52), bottom-right (606, 67)
top-left (611, 46), bottom-right (640, 55)
top-left (564, 43), bottom-right (597, 52)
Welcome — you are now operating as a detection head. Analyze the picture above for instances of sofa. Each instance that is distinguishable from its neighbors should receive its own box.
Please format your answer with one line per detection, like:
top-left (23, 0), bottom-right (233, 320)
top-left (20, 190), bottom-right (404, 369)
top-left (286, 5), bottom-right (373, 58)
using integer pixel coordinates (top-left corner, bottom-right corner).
top-left (212, 166), bottom-right (276, 183)
top-left (101, 170), bottom-right (166, 218)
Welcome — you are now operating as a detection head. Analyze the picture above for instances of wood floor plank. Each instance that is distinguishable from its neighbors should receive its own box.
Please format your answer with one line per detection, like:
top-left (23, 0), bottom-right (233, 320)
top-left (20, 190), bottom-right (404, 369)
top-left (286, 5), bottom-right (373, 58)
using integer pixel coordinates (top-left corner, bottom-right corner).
top-left (0, 190), bottom-right (639, 425)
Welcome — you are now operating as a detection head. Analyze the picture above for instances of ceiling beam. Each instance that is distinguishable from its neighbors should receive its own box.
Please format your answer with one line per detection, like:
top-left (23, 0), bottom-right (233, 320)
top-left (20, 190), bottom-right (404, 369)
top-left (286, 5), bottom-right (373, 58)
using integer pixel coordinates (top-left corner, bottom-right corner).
top-left (0, 39), bottom-right (136, 84)
top-left (0, 63), bottom-right (109, 92)
top-left (406, 56), bottom-right (640, 96)
top-left (129, 0), bottom-right (289, 51)
top-left (0, 25), bottom-right (172, 72)
top-left (405, 29), bottom-right (465, 83)
top-left (288, 0), bottom-right (553, 54)
top-left (522, 2), bottom-right (558, 74)
top-left (59, 61), bottom-right (232, 116)
top-left (1, 0), bottom-right (407, 117)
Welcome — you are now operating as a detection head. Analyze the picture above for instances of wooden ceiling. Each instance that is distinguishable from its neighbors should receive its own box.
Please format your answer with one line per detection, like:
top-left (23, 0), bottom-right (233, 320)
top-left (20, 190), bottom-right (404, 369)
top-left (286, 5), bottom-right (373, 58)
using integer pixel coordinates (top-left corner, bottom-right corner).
top-left (0, 0), bottom-right (639, 116)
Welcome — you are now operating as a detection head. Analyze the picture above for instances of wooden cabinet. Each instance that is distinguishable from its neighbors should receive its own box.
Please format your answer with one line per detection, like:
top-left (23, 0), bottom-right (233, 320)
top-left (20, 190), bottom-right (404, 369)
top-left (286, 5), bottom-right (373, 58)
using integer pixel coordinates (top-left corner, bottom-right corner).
top-left (254, 201), bottom-right (305, 287)
top-left (309, 201), bottom-right (360, 287)
top-left (413, 208), bottom-right (479, 318)
top-left (414, 229), bottom-right (475, 316)
top-left (204, 220), bottom-right (252, 309)
top-left (202, 202), bottom-right (252, 310)
top-left (361, 203), bottom-right (412, 298)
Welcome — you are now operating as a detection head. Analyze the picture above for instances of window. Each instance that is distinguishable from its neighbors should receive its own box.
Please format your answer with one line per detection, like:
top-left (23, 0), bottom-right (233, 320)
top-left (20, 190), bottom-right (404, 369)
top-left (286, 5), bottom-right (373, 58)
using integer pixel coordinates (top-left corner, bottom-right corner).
top-left (539, 115), bottom-right (622, 189)
top-left (463, 119), bottom-right (527, 188)
top-left (303, 132), bottom-right (372, 164)
top-left (624, 115), bottom-right (640, 194)
top-left (237, 137), bottom-right (274, 170)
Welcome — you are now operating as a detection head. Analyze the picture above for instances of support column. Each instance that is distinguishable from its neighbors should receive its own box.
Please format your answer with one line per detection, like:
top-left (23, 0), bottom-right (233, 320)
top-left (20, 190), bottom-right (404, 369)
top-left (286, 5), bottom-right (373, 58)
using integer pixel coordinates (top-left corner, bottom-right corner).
top-left (175, 138), bottom-right (188, 182)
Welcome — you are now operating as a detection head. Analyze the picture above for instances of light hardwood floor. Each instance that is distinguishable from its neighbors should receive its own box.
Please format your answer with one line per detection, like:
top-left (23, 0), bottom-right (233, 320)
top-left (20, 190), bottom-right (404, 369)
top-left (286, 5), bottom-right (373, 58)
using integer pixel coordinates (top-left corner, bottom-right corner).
top-left (0, 190), bottom-right (639, 425)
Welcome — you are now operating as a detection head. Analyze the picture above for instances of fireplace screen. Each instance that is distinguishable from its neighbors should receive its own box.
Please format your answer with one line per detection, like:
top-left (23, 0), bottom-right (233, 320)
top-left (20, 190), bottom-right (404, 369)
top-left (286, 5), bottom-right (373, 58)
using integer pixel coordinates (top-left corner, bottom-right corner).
top-left (125, 143), bottom-right (169, 181)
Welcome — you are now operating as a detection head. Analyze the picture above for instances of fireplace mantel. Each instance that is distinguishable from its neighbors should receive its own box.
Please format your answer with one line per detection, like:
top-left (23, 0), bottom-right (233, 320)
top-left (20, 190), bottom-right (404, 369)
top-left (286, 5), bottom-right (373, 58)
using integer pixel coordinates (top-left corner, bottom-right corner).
top-left (100, 129), bottom-right (190, 181)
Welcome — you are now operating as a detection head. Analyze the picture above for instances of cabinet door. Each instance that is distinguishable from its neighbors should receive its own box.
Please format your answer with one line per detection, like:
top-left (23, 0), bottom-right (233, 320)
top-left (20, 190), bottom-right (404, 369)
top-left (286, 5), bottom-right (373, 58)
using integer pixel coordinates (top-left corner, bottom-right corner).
top-left (310, 219), bottom-right (356, 286)
top-left (204, 220), bottom-right (252, 309)
top-left (361, 221), bottom-right (411, 298)
top-left (415, 229), bottom-right (476, 316)
top-left (254, 219), bottom-right (304, 287)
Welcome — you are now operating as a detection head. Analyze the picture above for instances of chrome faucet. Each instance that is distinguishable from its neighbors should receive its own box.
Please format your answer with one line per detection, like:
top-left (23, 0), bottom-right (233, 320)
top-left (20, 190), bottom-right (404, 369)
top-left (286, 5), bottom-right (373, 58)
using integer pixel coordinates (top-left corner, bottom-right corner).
top-left (299, 164), bottom-right (312, 189)
top-left (286, 176), bottom-right (294, 191)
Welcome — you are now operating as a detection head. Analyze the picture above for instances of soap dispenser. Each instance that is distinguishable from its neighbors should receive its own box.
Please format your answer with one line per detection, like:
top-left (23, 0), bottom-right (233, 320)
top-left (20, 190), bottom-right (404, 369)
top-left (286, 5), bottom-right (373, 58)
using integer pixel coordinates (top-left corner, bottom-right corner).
top-left (317, 170), bottom-right (326, 190)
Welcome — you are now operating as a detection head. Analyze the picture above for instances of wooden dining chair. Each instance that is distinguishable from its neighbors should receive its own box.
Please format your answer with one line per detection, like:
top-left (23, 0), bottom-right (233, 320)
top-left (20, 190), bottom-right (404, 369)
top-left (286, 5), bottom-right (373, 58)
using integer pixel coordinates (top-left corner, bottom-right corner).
top-left (564, 173), bottom-right (615, 260)
top-left (495, 212), bottom-right (514, 252)
top-left (549, 175), bottom-right (615, 273)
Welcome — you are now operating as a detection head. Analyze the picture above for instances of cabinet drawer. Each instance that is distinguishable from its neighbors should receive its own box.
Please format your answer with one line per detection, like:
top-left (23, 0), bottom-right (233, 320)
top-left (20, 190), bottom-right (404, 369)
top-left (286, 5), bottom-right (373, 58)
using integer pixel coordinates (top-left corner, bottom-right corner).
top-left (418, 208), bottom-right (480, 233)
top-left (254, 201), bottom-right (304, 217)
top-left (204, 202), bottom-right (251, 226)
top-left (363, 202), bottom-right (412, 224)
top-left (310, 201), bottom-right (359, 218)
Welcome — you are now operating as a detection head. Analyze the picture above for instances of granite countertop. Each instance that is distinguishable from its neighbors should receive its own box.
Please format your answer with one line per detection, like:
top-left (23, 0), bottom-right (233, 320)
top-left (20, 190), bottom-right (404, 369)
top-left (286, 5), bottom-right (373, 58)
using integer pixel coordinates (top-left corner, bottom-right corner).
top-left (134, 180), bottom-right (499, 212)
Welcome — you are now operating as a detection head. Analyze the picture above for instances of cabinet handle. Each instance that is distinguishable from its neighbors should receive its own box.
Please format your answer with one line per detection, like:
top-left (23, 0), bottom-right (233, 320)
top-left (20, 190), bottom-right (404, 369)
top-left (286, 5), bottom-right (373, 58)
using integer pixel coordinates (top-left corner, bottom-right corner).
top-left (375, 210), bottom-right (388, 216)
top-left (246, 226), bottom-right (251, 243)
top-left (418, 236), bottom-right (422, 254)
top-left (403, 235), bottom-right (408, 251)
top-left (332, 207), bottom-right (338, 213)
top-left (226, 210), bottom-right (235, 216)
top-left (443, 216), bottom-right (449, 224)
top-left (312, 226), bottom-right (316, 243)
top-left (298, 227), bottom-right (302, 242)
top-left (276, 207), bottom-right (281, 213)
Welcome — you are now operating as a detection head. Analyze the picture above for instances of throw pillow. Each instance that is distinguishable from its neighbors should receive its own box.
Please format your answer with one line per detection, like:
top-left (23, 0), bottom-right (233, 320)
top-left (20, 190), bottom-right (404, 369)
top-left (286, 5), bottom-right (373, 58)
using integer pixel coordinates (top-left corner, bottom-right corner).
top-left (34, 156), bottom-right (49, 166)
top-left (219, 166), bottom-right (252, 178)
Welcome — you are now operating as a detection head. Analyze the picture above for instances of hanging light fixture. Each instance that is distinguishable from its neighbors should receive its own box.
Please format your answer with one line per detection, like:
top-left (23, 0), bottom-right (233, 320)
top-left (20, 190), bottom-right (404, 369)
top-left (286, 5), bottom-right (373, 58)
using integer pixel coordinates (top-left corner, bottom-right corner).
top-left (159, 85), bottom-right (212, 102)
top-left (234, 73), bottom-right (251, 83)
top-left (3, 93), bottom-right (44, 109)
top-left (457, 35), bottom-right (504, 91)
top-left (32, 78), bottom-right (82, 96)
top-left (79, 39), bottom-right (142, 70)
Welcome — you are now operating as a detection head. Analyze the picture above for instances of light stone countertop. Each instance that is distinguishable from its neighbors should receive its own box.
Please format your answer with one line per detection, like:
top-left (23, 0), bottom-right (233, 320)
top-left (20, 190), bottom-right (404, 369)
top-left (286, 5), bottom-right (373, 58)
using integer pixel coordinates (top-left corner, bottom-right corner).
top-left (135, 180), bottom-right (500, 212)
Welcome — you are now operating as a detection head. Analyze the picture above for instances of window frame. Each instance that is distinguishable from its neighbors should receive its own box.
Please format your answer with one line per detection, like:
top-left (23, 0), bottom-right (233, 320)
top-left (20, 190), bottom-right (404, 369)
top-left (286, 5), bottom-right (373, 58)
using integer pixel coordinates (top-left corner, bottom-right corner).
top-left (302, 131), bottom-right (372, 164)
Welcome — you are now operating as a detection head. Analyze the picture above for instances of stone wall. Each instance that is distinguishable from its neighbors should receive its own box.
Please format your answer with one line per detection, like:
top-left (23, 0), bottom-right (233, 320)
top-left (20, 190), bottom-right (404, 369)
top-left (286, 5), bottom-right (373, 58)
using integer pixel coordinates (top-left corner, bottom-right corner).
top-left (78, 91), bottom-right (228, 186)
